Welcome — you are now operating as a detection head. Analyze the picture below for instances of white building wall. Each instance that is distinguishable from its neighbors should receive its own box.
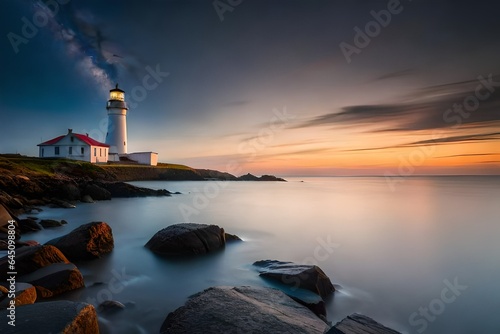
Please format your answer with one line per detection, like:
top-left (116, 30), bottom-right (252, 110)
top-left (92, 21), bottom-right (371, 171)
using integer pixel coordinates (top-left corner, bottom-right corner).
top-left (106, 110), bottom-right (128, 154)
top-left (39, 135), bottom-right (108, 163)
top-left (127, 152), bottom-right (158, 166)
top-left (90, 146), bottom-right (109, 163)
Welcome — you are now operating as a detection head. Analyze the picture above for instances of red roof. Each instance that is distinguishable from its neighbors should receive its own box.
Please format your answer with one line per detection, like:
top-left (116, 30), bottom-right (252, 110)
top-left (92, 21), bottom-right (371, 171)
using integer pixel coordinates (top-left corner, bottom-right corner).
top-left (38, 133), bottom-right (109, 147)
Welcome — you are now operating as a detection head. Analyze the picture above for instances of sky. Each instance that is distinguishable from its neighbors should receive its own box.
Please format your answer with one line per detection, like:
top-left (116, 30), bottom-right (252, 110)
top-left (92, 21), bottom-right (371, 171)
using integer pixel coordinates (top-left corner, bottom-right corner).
top-left (1, 0), bottom-right (499, 176)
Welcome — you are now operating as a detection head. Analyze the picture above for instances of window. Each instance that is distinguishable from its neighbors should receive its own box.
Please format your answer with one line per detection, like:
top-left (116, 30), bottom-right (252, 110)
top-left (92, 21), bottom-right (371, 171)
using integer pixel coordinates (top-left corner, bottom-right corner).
top-left (69, 147), bottom-right (73, 155)
top-left (100, 148), bottom-right (102, 156)
top-left (41, 148), bottom-right (44, 157)
top-left (94, 148), bottom-right (96, 156)
top-left (55, 147), bottom-right (60, 155)
top-left (70, 136), bottom-right (74, 142)
top-left (81, 147), bottom-right (84, 154)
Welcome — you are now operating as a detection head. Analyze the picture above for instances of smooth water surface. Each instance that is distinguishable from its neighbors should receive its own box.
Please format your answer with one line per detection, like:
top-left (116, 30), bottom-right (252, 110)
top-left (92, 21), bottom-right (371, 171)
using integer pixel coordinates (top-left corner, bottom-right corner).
top-left (22, 176), bottom-right (500, 333)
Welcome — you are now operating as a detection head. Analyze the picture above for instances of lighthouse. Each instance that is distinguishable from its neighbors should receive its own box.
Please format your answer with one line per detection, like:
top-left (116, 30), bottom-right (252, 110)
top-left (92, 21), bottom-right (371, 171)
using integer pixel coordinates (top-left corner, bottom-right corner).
top-left (106, 84), bottom-right (128, 155)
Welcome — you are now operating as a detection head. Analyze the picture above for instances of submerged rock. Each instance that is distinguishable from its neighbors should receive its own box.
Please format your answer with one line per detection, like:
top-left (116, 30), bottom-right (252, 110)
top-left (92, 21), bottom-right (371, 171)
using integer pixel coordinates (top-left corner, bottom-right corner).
top-left (40, 219), bottom-right (64, 228)
top-left (17, 218), bottom-right (42, 232)
top-left (46, 222), bottom-right (114, 261)
top-left (0, 301), bottom-right (99, 334)
top-left (254, 260), bottom-right (335, 299)
top-left (160, 286), bottom-right (328, 334)
top-left (98, 300), bottom-right (126, 313)
top-left (145, 223), bottom-right (228, 256)
top-left (326, 313), bottom-right (401, 334)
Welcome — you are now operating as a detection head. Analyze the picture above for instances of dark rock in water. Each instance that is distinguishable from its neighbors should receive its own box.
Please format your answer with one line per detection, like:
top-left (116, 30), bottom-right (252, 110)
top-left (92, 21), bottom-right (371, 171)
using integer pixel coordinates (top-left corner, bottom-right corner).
top-left (98, 300), bottom-right (126, 313)
top-left (59, 183), bottom-right (81, 201)
top-left (40, 219), bottom-right (64, 228)
top-left (46, 222), bottom-right (114, 261)
top-left (51, 199), bottom-right (76, 208)
top-left (160, 286), bottom-right (328, 334)
top-left (145, 223), bottom-right (226, 256)
top-left (0, 245), bottom-right (69, 280)
top-left (96, 181), bottom-right (171, 198)
top-left (288, 289), bottom-right (327, 318)
top-left (81, 194), bottom-right (94, 203)
top-left (27, 216), bottom-right (39, 220)
top-left (237, 173), bottom-right (286, 181)
top-left (18, 218), bottom-right (42, 232)
top-left (18, 262), bottom-right (85, 298)
top-left (83, 183), bottom-right (111, 201)
top-left (259, 174), bottom-right (287, 181)
top-left (326, 313), bottom-right (401, 334)
top-left (238, 173), bottom-right (260, 181)
top-left (224, 232), bottom-right (242, 242)
top-left (0, 301), bottom-right (99, 334)
top-left (254, 260), bottom-right (335, 299)
top-left (0, 282), bottom-right (37, 308)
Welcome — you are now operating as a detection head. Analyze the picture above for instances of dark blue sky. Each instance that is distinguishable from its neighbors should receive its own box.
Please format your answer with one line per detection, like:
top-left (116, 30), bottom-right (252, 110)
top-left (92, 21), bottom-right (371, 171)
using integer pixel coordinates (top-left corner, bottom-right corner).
top-left (1, 0), bottom-right (499, 175)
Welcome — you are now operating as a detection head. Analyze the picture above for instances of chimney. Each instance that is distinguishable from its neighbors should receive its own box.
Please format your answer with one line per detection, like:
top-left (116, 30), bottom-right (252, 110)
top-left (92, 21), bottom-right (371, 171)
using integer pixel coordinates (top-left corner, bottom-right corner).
top-left (68, 129), bottom-right (73, 134)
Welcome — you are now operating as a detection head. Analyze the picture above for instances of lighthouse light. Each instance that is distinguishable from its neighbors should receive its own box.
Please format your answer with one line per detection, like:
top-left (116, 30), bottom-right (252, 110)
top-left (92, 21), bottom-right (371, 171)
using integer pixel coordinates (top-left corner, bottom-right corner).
top-left (110, 91), bottom-right (124, 101)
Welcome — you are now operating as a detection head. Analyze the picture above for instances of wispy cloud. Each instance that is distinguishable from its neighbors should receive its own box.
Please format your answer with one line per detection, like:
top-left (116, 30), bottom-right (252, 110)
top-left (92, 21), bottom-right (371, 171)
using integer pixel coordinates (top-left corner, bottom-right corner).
top-left (293, 76), bottom-right (500, 133)
top-left (437, 153), bottom-right (498, 159)
top-left (374, 68), bottom-right (415, 81)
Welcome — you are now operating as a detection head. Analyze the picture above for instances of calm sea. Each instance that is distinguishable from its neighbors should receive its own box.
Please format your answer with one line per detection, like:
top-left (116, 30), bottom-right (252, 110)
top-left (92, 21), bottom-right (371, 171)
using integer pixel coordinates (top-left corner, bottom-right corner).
top-left (21, 176), bottom-right (500, 334)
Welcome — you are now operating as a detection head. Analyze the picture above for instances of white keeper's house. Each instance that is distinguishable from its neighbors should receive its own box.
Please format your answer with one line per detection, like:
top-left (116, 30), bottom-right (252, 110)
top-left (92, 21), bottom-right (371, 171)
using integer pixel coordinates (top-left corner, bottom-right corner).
top-left (37, 84), bottom-right (158, 165)
top-left (37, 129), bottom-right (110, 163)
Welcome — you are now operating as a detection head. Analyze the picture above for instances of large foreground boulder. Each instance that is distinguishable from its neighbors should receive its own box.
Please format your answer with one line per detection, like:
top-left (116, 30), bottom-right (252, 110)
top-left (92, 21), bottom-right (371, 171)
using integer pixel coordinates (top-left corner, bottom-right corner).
top-left (0, 301), bottom-right (99, 334)
top-left (0, 245), bottom-right (69, 280)
top-left (18, 262), bottom-right (85, 298)
top-left (145, 223), bottom-right (227, 256)
top-left (160, 286), bottom-right (328, 334)
top-left (46, 222), bottom-right (114, 261)
top-left (254, 260), bottom-right (335, 299)
top-left (327, 313), bottom-right (401, 334)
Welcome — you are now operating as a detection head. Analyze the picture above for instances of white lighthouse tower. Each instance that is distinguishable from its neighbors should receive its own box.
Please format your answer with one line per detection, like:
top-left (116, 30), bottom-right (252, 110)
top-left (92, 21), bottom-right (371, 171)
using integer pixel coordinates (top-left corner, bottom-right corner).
top-left (106, 84), bottom-right (128, 156)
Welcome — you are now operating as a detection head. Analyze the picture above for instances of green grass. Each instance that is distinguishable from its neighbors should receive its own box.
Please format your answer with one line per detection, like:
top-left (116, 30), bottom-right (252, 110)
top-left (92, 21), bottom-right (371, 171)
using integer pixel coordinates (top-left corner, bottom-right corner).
top-left (0, 155), bottom-right (107, 177)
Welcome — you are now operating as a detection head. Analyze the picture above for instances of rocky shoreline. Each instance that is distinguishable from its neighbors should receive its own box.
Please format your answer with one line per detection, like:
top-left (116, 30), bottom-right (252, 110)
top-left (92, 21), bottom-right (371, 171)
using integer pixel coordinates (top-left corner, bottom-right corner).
top-left (0, 155), bottom-right (401, 333)
top-left (0, 155), bottom-right (284, 215)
